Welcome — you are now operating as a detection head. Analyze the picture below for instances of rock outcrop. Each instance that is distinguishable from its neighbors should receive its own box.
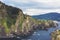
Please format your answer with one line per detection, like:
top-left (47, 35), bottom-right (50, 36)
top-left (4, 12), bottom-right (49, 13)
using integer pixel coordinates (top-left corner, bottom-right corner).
top-left (51, 29), bottom-right (60, 40)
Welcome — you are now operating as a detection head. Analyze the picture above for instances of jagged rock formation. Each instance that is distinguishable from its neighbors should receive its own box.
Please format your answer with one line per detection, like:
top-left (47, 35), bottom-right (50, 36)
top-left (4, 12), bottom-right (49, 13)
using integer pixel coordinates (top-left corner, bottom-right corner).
top-left (0, 1), bottom-right (23, 37)
top-left (51, 29), bottom-right (60, 40)
top-left (0, 1), bottom-right (58, 38)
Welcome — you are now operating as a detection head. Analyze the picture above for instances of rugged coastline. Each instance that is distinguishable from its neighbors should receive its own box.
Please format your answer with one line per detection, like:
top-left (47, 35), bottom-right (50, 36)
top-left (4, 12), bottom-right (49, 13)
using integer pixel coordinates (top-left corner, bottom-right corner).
top-left (0, 1), bottom-right (58, 39)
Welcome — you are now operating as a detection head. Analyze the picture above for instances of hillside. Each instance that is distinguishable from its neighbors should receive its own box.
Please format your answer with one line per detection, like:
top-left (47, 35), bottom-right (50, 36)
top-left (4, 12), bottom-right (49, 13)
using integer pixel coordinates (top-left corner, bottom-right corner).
top-left (32, 12), bottom-right (60, 21)
top-left (0, 1), bottom-right (57, 38)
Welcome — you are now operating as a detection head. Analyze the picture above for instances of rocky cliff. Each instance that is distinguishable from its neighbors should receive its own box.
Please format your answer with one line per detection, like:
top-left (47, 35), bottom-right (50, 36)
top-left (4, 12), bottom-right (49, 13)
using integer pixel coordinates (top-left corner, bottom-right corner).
top-left (0, 1), bottom-right (57, 38)
top-left (0, 1), bottom-right (24, 37)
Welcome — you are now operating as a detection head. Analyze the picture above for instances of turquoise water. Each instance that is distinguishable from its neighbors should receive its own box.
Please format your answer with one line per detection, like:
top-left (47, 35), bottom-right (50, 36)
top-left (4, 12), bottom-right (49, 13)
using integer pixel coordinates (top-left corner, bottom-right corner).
top-left (21, 21), bottom-right (60, 40)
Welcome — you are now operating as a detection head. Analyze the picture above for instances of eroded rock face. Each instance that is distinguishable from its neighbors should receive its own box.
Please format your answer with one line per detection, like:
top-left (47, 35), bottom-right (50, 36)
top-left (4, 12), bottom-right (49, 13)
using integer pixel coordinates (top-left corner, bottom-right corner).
top-left (51, 30), bottom-right (60, 40)
top-left (0, 1), bottom-right (23, 37)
